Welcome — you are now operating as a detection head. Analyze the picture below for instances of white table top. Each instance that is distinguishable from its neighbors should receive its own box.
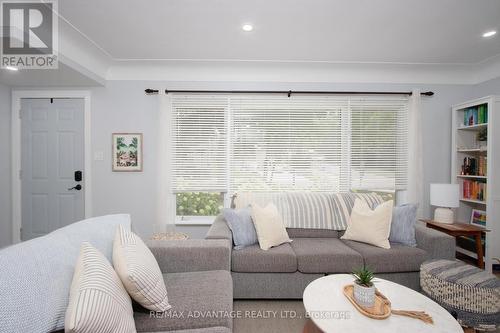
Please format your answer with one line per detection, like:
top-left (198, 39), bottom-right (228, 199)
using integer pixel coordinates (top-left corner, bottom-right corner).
top-left (303, 274), bottom-right (463, 333)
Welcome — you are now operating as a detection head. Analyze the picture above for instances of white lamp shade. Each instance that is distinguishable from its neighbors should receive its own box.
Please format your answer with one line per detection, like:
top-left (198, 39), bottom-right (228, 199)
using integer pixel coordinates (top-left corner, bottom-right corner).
top-left (430, 183), bottom-right (459, 208)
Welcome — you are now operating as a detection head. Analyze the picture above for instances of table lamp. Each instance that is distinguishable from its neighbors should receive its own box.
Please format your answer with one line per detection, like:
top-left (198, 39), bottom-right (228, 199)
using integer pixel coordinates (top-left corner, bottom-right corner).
top-left (430, 184), bottom-right (459, 224)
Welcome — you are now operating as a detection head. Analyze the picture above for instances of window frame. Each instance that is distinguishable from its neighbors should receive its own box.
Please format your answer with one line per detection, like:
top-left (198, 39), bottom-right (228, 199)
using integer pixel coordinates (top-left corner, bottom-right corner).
top-left (175, 215), bottom-right (217, 225)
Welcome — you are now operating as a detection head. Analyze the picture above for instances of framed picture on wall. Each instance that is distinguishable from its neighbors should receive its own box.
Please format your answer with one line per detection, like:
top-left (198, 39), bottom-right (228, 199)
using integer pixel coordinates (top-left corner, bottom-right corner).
top-left (112, 133), bottom-right (143, 172)
top-left (470, 209), bottom-right (486, 228)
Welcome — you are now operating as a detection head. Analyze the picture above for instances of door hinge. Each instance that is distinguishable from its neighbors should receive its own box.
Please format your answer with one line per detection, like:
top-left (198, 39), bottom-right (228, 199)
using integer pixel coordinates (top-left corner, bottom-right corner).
top-left (19, 170), bottom-right (22, 179)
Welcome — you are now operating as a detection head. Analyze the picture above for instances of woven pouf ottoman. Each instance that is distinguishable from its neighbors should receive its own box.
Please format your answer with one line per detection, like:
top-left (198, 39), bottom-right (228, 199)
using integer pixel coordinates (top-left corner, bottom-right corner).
top-left (421, 259), bottom-right (500, 331)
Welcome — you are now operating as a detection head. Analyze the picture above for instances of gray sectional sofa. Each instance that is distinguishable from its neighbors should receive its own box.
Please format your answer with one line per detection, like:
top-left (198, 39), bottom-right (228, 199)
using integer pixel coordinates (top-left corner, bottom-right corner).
top-left (0, 203), bottom-right (456, 333)
top-left (207, 215), bottom-right (456, 298)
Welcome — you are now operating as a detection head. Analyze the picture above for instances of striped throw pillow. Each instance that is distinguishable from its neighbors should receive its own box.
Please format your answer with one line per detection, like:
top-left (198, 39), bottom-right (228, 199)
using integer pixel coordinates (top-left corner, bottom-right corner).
top-left (65, 242), bottom-right (136, 333)
top-left (113, 225), bottom-right (171, 312)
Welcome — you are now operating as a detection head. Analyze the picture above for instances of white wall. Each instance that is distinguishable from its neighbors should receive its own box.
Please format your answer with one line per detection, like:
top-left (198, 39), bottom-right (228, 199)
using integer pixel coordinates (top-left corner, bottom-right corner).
top-left (0, 83), bottom-right (11, 248)
top-left (88, 81), bottom-right (471, 239)
top-left (90, 82), bottom-right (160, 238)
top-left (0, 79), bottom-right (489, 242)
top-left (470, 77), bottom-right (500, 98)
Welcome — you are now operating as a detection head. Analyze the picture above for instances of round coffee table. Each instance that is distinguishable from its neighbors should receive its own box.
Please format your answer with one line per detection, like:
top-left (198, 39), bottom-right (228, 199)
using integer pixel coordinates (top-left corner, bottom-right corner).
top-left (303, 274), bottom-right (463, 333)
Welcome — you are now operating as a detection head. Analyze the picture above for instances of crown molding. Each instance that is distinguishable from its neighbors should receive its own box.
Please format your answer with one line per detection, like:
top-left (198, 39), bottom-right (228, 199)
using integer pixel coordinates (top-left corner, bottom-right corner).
top-left (471, 54), bottom-right (500, 84)
top-left (56, 19), bottom-right (111, 85)
top-left (105, 60), bottom-right (490, 85)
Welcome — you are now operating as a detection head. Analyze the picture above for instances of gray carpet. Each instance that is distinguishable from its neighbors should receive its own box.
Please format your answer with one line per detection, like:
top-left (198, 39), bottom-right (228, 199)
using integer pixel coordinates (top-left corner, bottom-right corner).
top-left (233, 300), bottom-right (307, 333)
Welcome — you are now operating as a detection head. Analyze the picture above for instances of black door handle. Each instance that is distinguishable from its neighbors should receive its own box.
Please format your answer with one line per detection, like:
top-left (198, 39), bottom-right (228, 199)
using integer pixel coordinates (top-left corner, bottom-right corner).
top-left (68, 184), bottom-right (82, 191)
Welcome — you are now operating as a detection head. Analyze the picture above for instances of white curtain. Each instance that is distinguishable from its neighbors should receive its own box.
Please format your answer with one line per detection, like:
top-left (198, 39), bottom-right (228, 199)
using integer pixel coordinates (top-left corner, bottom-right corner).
top-left (156, 93), bottom-right (175, 234)
top-left (405, 88), bottom-right (424, 217)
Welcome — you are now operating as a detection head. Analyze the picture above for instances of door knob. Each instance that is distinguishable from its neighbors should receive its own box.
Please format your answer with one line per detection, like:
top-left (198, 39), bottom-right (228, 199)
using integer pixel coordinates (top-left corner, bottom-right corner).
top-left (68, 184), bottom-right (82, 191)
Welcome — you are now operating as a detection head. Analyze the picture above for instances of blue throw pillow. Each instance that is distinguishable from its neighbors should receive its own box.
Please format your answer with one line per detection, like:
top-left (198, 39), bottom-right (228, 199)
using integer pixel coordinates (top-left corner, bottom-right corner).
top-left (222, 207), bottom-right (258, 250)
top-left (389, 204), bottom-right (418, 247)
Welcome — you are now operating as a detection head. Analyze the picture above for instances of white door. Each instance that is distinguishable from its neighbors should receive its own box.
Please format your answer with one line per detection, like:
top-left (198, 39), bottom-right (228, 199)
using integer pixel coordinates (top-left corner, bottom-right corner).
top-left (21, 98), bottom-right (85, 240)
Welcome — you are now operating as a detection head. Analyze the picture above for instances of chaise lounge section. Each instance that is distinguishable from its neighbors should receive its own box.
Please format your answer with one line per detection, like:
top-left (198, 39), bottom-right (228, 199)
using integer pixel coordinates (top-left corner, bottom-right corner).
top-left (135, 239), bottom-right (233, 333)
top-left (0, 215), bottom-right (234, 333)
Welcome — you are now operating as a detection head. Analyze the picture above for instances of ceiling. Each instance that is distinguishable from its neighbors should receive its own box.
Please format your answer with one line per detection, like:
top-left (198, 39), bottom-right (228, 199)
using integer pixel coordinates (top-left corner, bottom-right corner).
top-left (59, 0), bottom-right (500, 64)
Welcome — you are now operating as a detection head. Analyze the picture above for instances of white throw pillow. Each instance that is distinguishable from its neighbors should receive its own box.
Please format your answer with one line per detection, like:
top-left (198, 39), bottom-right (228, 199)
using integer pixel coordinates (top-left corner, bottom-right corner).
top-left (65, 242), bottom-right (136, 333)
top-left (251, 203), bottom-right (292, 250)
top-left (113, 225), bottom-right (171, 312)
top-left (341, 199), bottom-right (394, 249)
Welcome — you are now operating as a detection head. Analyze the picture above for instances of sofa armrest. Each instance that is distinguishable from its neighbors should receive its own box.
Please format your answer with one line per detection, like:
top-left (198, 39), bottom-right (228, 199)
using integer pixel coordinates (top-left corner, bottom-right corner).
top-left (146, 239), bottom-right (231, 273)
top-left (415, 222), bottom-right (455, 260)
top-left (206, 214), bottom-right (233, 244)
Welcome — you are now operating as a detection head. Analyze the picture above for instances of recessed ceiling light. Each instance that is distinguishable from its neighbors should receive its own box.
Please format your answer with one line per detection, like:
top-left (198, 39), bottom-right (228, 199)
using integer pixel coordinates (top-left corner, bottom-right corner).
top-left (482, 30), bottom-right (497, 38)
top-left (5, 66), bottom-right (18, 71)
top-left (242, 24), bottom-right (253, 32)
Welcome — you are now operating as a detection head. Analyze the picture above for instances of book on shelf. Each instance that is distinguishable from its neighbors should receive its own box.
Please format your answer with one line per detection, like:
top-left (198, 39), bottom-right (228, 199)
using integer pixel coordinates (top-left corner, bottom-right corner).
top-left (463, 104), bottom-right (488, 126)
top-left (479, 156), bottom-right (487, 176)
top-left (462, 180), bottom-right (487, 202)
top-left (461, 156), bottom-right (487, 176)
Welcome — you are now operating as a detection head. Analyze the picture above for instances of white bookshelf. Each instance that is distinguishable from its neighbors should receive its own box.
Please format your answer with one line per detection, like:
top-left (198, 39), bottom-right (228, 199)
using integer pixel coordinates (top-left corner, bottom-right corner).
top-left (451, 96), bottom-right (500, 272)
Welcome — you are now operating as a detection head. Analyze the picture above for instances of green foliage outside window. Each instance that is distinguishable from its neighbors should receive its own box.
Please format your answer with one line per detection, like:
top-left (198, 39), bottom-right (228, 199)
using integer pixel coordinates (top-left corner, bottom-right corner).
top-left (176, 192), bottom-right (224, 216)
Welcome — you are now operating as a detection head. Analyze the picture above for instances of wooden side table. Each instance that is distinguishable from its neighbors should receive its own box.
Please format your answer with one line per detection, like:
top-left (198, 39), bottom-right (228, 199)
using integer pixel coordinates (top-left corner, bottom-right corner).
top-left (421, 219), bottom-right (489, 269)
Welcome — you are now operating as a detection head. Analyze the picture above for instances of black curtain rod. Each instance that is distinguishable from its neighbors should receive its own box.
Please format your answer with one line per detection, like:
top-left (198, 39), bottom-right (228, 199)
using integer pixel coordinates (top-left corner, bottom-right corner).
top-left (144, 88), bottom-right (434, 97)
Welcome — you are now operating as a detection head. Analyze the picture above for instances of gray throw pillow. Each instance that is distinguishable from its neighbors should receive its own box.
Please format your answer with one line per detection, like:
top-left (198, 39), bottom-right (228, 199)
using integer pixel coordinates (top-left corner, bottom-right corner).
top-left (389, 204), bottom-right (418, 247)
top-left (223, 207), bottom-right (258, 250)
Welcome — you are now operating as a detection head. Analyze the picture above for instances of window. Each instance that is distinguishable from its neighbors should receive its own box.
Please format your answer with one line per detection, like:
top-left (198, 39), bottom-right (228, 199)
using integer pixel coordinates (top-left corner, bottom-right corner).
top-left (171, 95), bottom-right (227, 192)
top-left (230, 95), bottom-right (346, 191)
top-left (176, 192), bottom-right (224, 218)
top-left (169, 94), bottom-right (408, 219)
top-left (349, 98), bottom-right (408, 190)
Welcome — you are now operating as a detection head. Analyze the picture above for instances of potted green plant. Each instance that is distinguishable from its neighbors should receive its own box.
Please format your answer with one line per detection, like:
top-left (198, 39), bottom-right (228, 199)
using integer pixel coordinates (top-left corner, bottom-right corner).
top-left (477, 128), bottom-right (487, 149)
top-left (352, 267), bottom-right (376, 308)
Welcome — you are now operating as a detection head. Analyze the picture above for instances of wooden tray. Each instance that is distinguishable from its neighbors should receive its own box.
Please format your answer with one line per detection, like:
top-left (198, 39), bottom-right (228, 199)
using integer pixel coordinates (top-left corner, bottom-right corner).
top-left (343, 285), bottom-right (391, 320)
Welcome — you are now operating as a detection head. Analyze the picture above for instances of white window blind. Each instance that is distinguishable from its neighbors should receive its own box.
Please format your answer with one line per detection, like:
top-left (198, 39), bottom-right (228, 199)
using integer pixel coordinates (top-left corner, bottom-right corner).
top-left (350, 97), bottom-right (409, 190)
top-left (171, 95), bottom-right (227, 191)
top-left (170, 94), bottom-right (409, 193)
top-left (231, 95), bottom-right (347, 191)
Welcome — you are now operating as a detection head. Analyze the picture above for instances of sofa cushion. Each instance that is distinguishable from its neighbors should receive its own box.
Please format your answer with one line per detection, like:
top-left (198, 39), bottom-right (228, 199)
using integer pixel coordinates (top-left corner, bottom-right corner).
top-left (113, 225), bottom-right (171, 312)
top-left (134, 270), bottom-right (233, 332)
top-left (341, 199), bottom-right (394, 249)
top-left (0, 214), bottom-right (131, 333)
top-left (286, 228), bottom-right (339, 238)
top-left (222, 207), bottom-right (258, 250)
top-left (389, 204), bottom-right (418, 247)
top-left (342, 240), bottom-right (427, 273)
top-left (65, 243), bottom-right (136, 333)
top-left (290, 238), bottom-right (364, 273)
top-left (232, 243), bottom-right (297, 273)
top-left (251, 203), bottom-right (292, 250)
